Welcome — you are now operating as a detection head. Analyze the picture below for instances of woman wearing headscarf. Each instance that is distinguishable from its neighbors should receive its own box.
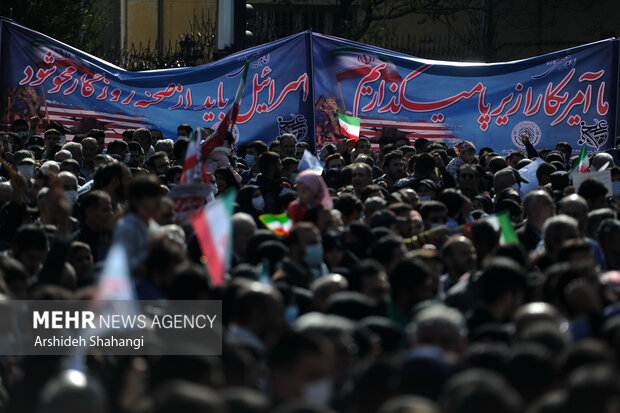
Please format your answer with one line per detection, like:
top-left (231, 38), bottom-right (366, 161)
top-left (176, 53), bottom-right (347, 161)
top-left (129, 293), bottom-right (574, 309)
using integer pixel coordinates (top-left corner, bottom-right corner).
top-left (214, 166), bottom-right (241, 195)
top-left (287, 169), bottom-right (333, 223)
top-left (236, 184), bottom-right (265, 225)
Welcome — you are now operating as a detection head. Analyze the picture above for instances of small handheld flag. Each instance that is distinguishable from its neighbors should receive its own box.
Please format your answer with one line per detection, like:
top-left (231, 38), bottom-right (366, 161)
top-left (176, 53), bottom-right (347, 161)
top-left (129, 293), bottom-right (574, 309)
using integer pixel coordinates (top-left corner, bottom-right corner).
top-left (569, 146), bottom-right (590, 177)
top-left (487, 211), bottom-right (519, 245)
top-left (259, 213), bottom-right (294, 236)
top-left (337, 113), bottom-right (361, 141)
top-left (191, 190), bottom-right (236, 286)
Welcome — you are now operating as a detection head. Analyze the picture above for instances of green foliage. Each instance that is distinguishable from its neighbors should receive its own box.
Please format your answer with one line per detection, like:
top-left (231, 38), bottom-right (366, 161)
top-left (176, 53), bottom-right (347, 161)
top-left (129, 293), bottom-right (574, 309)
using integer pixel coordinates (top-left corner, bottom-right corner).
top-left (0, 0), bottom-right (111, 54)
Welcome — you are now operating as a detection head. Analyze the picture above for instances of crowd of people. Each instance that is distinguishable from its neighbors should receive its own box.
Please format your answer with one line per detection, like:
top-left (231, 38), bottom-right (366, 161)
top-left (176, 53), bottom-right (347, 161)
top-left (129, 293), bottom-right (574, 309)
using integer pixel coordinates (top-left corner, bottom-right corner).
top-left (0, 115), bottom-right (619, 413)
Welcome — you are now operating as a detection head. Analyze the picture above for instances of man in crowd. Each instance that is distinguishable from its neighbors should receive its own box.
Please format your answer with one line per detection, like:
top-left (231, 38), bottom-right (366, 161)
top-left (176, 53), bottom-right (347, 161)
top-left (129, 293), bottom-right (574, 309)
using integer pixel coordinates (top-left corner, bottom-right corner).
top-left (0, 119), bottom-right (619, 413)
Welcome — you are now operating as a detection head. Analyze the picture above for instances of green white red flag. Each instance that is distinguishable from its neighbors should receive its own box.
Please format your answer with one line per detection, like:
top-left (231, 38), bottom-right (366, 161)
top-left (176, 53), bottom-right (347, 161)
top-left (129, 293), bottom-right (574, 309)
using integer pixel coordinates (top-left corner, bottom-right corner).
top-left (259, 213), bottom-right (294, 236)
top-left (569, 146), bottom-right (590, 177)
top-left (487, 211), bottom-right (519, 245)
top-left (180, 130), bottom-right (208, 184)
top-left (191, 190), bottom-right (236, 286)
top-left (338, 112), bottom-right (361, 141)
top-left (331, 47), bottom-right (402, 83)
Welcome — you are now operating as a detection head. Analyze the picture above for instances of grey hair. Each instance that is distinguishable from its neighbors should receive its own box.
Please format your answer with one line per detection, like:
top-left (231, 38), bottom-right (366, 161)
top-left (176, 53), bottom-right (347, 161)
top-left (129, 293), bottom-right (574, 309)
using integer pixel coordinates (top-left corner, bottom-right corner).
top-left (155, 139), bottom-right (174, 150)
top-left (407, 304), bottom-right (468, 344)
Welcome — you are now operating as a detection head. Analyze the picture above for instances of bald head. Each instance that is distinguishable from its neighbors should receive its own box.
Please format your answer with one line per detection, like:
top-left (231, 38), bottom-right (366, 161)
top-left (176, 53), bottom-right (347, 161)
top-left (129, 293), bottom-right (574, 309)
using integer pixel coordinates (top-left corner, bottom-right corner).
top-left (40, 160), bottom-right (60, 176)
top-left (230, 281), bottom-right (284, 346)
top-left (54, 150), bottom-right (72, 163)
top-left (58, 171), bottom-right (78, 192)
top-left (378, 396), bottom-right (440, 413)
top-left (441, 235), bottom-right (476, 279)
top-left (38, 370), bottom-right (108, 413)
top-left (514, 302), bottom-right (565, 335)
top-left (311, 273), bottom-right (349, 312)
top-left (409, 304), bottom-right (468, 354)
top-left (543, 214), bottom-right (580, 255)
top-left (591, 152), bottom-right (614, 171)
top-left (558, 194), bottom-right (588, 233)
top-left (523, 190), bottom-right (555, 230)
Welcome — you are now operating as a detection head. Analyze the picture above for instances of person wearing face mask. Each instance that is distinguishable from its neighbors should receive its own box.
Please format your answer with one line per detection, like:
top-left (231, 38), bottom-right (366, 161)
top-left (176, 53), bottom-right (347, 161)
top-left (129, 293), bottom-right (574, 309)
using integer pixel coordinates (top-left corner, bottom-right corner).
top-left (16, 158), bottom-right (35, 182)
top-left (241, 141), bottom-right (268, 185)
top-left (204, 132), bottom-right (242, 185)
top-left (4, 132), bottom-right (23, 156)
top-left (10, 118), bottom-right (30, 146)
top-left (249, 151), bottom-right (284, 214)
top-left (58, 171), bottom-right (79, 206)
top-left (236, 185), bottom-right (266, 226)
top-left (273, 222), bottom-right (326, 288)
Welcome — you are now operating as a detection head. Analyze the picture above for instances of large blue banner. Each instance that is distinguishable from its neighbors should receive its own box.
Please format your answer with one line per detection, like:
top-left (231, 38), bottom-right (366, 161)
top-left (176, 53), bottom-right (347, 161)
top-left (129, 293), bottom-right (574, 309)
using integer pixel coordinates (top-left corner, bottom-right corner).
top-left (312, 33), bottom-right (619, 155)
top-left (0, 18), bottom-right (313, 148)
top-left (1, 16), bottom-right (618, 154)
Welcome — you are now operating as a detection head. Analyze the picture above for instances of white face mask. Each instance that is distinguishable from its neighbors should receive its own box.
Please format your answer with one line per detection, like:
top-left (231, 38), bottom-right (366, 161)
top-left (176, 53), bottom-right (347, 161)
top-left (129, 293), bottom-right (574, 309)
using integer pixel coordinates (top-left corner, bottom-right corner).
top-left (124, 153), bottom-right (131, 163)
top-left (252, 195), bottom-right (265, 211)
top-left (302, 378), bottom-right (333, 406)
top-left (18, 164), bottom-right (34, 180)
top-left (419, 195), bottom-right (431, 202)
top-left (64, 190), bottom-right (78, 205)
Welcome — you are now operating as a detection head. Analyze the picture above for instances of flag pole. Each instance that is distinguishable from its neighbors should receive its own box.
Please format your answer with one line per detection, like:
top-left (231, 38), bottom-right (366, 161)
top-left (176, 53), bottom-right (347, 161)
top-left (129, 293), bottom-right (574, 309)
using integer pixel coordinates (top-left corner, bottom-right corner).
top-left (337, 80), bottom-right (347, 113)
top-left (229, 60), bottom-right (250, 134)
top-left (41, 85), bottom-right (51, 125)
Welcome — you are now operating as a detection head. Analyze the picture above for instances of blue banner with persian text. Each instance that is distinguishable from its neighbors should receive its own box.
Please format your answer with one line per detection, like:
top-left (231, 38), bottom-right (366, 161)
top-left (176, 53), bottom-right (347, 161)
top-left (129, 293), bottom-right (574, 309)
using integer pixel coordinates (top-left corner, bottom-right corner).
top-left (312, 33), bottom-right (619, 155)
top-left (1, 16), bottom-right (618, 154)
top-left (0, 18), bottom-right (313, 148)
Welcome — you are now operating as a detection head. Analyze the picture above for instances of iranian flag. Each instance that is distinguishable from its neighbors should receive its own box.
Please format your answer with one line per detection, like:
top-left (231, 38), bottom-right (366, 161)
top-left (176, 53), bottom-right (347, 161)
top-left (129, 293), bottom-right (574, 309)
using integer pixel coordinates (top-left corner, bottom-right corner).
top-left (199, 60), bottom-right (250, 160)
top-left (338, 113), bottom-right (361, 141)
top-left (332, 47), bottom-right (402, 83)
top-left (259, 213), bottom-right (293, 236)
top-left (191, 190), bottom-right (236, 286)
top-left (487, 211), bottom-right (519, 245)
top-left (180, 130), bottom-right (208, 184)
top-left (569, 146), bottom-right (590, 177)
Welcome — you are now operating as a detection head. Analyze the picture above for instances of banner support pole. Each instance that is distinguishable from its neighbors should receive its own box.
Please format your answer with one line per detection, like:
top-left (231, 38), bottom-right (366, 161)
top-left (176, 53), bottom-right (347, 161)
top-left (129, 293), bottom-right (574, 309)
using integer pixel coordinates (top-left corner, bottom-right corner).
top-left (41, 86), bottom-right (51, 125)
top-left (337, 80), bottom-right (347, 114)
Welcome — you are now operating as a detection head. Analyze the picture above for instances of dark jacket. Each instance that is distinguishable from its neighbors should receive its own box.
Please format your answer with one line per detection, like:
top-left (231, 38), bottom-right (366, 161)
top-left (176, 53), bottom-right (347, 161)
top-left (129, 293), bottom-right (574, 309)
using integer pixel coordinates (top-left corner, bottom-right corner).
top-left (249, 174), bottom-right (282, 214)
top-left (516, 222), bottom-right (541, 252)
top-left (72, 225), bottom-right (111, 263)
